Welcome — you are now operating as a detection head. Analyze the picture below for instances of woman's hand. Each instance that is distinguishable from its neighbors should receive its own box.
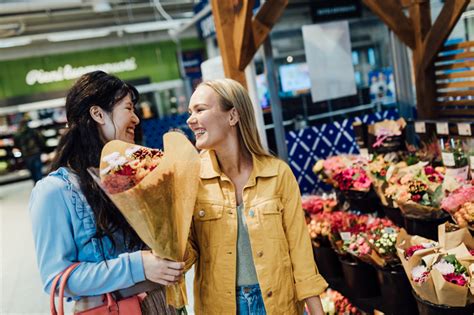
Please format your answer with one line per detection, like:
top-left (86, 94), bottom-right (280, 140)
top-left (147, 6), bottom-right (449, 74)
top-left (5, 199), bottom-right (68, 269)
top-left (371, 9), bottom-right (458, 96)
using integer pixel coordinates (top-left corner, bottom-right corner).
top-left (305, 295), bottom-right (325, 315)
top-left (141, 251), bottom-right (185, 286)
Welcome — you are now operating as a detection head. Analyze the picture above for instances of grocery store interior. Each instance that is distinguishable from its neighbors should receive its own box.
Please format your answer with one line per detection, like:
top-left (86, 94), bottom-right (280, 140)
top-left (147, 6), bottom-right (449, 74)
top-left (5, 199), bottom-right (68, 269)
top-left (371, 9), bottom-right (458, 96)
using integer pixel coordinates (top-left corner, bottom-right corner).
top-left (3, 0), bottom-right (474, 314)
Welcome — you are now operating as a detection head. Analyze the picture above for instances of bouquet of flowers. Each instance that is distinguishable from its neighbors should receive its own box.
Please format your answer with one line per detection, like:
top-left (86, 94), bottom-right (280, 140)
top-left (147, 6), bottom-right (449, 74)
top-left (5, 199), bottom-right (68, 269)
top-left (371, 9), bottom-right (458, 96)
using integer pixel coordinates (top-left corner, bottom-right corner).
top-left (302, 193), bottom-right (338, 215)
top-left (429, 244), bottom-right (472, 307)
top-left (441, 186), bottom-right (474, 228)
top-left (307, 212), bottom-right (332, 248)
top-left (329, 212), bottom-right (370, 255)
top-left (385, 162), bottom-right (446, 219)
top-left (368, 118), bottom-right (406, 154)
top-left (344, 233), bottom-right (386, 267)
top-left (313, 155), bottom-right (369, 188)
top-left (333, 167), bottom-right (372, 192)
top-left (367, 154), bottom-right (403, 206)
top-left (89, 132), bottom-right (201, 309)
top-left (317, 289), bottom-right (361, 315)
top-left (396, 229), bottom-right (440, 303)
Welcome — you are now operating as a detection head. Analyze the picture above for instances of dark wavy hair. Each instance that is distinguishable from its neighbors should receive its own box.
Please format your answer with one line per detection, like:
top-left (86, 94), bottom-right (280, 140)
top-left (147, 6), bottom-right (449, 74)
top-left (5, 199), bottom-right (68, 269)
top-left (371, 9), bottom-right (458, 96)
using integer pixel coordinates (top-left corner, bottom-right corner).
top-left (50, 70), bottom-right (144, 252)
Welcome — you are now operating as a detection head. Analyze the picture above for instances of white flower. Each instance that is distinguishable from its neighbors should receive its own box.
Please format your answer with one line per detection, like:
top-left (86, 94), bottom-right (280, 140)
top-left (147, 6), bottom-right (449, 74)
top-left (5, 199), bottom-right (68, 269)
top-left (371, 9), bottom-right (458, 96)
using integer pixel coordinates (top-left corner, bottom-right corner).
top-left (421, 242), bottom-right (437, 249)
top-left (412, 265), bottom-right (428, 282)
top-left (125, 146), bottom-right (141, 157)
top-left (433, 260), bottom-right (455, 275)
top-left (102, 152), bottom-right (121, 163)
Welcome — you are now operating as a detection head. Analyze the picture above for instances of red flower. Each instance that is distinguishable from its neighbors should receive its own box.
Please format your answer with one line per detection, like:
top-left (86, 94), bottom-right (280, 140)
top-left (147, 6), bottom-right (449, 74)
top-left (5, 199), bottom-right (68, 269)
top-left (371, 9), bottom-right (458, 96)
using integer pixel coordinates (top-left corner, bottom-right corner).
top-left (405, 245), bottom-right (425, 259)
top-left (116, 164), bottom-right (136, 176)
top-left (470, 249), bottom-right (474, 256)
top-left (411, 194), bottom-right (422, 202)
top-left (443, 273), bottom-right (468, 287)
top-left (424, 166), bottom-right (435, 175)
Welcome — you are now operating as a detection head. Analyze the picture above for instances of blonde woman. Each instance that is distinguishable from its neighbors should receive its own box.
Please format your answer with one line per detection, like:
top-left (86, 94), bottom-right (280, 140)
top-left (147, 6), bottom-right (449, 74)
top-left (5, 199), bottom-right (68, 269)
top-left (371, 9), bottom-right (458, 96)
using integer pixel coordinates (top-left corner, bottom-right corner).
top-left (185, 78), bottom-right (328, 315)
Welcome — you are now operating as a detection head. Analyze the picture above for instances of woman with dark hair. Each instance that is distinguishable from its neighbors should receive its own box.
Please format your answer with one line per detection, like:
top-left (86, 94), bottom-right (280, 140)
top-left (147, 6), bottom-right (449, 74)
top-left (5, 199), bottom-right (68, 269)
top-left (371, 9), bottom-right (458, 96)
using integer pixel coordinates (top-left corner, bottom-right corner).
top-left (29, 71), bottom-right (182, 314)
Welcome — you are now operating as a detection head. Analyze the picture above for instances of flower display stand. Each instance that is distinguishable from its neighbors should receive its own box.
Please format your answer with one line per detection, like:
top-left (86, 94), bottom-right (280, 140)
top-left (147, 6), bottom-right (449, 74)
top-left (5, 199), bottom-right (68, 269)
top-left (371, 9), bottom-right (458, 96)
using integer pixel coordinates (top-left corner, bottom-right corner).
top-left (339, 257), bottom-right (380, 299)
top-left (340, 189), bottom-right (383, 217)
top-left (403, 215), bottom-right (450, 241)
top-left (413, 291), bottom-right (474, 315)
top-left (376, 266), bottom-right (418, 315)
top-left (381, 205), bottom-right (405, 228)
top-left (313, 246), bottom-right (343, 286)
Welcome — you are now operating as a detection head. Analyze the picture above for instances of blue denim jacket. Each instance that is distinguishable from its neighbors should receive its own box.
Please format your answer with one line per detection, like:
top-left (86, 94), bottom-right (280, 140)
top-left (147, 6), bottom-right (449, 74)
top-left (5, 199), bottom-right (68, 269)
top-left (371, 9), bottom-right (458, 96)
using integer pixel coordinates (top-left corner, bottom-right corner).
top-left (29, 167), bottom-right (145, 298)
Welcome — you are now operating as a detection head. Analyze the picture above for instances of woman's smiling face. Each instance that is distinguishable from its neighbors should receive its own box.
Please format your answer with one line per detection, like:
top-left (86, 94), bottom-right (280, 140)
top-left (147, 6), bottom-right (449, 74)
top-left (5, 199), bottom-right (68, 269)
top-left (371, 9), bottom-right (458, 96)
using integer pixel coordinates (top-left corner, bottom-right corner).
top-left (186, 85), bottom-right (233, 150)
top-left (101, 93), bottom-right (140, 143)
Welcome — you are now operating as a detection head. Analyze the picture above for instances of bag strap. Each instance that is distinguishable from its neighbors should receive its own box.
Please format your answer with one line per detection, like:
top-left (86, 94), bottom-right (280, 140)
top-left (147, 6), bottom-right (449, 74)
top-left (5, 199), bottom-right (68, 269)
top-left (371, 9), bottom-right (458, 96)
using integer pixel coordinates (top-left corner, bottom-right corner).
top-left (50, 263), bottom-right (119, 315)
top-left (50, 262), bottom-right (80, 315)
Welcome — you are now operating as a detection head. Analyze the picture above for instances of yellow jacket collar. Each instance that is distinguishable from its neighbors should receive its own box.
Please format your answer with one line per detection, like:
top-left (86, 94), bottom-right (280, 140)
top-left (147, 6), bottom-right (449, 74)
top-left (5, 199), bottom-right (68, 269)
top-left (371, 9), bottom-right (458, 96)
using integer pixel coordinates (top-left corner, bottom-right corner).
top-left (200, 150), bottom-right (278, 180)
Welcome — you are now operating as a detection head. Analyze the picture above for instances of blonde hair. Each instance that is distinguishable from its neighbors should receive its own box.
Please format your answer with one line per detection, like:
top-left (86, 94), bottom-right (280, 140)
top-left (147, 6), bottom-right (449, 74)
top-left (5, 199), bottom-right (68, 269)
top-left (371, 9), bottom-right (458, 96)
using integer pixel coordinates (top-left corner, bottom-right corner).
top-left (198, 78), bottom-right (271, 157)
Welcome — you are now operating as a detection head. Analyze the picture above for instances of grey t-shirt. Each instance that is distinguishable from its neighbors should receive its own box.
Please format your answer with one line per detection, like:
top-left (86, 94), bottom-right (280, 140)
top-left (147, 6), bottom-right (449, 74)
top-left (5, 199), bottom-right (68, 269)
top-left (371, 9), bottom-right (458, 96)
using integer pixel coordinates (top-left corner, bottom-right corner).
top-left (236, 204), bottom-right (259, 286)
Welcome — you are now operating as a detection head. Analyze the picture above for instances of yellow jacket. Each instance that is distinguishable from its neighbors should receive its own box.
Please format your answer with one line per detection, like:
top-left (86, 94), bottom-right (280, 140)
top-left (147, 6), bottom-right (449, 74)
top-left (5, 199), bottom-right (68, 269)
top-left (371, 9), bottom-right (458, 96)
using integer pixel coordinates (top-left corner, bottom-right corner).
top-left (186, 150), bottom-right (328, 315)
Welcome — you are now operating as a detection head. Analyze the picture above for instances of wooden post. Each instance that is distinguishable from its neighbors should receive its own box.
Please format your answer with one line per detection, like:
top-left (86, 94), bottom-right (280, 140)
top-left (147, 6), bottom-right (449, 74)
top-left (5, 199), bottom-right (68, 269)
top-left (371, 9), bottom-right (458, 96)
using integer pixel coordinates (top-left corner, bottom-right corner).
top-left (210, 0), bottom-right (288, 87)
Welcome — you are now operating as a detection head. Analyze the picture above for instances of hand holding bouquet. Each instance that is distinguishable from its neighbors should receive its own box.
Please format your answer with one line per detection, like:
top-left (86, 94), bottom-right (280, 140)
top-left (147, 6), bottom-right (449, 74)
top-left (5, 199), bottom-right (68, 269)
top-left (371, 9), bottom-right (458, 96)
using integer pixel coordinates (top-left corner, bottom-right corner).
top-left (90, 132), bottom-right (200, 309)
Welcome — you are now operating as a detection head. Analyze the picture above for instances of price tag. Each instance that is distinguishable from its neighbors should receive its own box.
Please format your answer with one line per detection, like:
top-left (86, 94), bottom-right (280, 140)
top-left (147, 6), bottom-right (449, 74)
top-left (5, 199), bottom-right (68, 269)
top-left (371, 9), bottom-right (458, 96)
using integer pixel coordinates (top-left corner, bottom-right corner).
top-left (415, 122), bottom-right (426, 133)
top-left (384, 227), bottom-right (396, 234)
top-left (359, 148), bottom-right (369, 159)
top-left (436, 122), bottom-right (449, 135)
top-left (470, 156), bottom-right (474, 167)
top-left (441, 152), bottom-right (455, 167)
top-left (457, 123), bottom-right (472, 136)
top-left (340, 232), bottom-right (352, 241)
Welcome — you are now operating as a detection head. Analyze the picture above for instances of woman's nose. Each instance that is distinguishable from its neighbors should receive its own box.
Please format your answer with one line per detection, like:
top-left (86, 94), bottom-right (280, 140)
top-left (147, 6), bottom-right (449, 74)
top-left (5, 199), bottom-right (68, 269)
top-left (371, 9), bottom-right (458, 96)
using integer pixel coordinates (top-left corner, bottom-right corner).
top-left (132, 112), bottom-right (140, 125)
top-left (186, 114), bottom-right (195, 125)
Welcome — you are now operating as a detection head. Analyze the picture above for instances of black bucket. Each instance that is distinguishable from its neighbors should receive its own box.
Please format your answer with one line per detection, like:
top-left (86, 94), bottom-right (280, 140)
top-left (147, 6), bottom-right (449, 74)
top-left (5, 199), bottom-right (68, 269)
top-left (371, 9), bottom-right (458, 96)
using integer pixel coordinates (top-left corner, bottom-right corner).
top-left (381, 205), bottom-right (405, 228)
top-left (376, 266), bottom-right (418, 315)
top-left (413, 291), bottom-right (474, 315)
top-left (339, 256), bottom-right (380, 299)
top-left (340, 189), bottom-right (382, 216)
top-left (313, 246), bottom-right (343, 285)
top-left (403, 215), bottom-right (450, 241)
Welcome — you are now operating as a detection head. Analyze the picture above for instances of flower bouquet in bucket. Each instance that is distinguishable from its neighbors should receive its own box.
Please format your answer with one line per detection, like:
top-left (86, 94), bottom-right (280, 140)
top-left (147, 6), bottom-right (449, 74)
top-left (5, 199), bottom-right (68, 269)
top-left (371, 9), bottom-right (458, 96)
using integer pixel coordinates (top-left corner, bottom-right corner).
top-left (88, 132), bottom-right (200, 310)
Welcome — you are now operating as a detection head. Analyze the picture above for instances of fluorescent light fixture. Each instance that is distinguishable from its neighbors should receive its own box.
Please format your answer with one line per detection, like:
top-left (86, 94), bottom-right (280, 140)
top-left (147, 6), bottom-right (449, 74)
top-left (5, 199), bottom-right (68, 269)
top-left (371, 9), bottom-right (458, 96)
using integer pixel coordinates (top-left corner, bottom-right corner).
top-left (47, 29), bottom-right (111, 42)
top-left (0, 37), bottom-right (32, 48)
top-left (123, 19), bottom-right (189, 34)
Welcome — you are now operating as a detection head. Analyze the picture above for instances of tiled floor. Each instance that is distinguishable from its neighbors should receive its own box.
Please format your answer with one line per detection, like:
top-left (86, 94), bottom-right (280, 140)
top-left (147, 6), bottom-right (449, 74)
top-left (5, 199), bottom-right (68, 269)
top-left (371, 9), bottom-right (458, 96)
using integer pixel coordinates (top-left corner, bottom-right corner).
top-left (1, 180), bottom-right (194, 314)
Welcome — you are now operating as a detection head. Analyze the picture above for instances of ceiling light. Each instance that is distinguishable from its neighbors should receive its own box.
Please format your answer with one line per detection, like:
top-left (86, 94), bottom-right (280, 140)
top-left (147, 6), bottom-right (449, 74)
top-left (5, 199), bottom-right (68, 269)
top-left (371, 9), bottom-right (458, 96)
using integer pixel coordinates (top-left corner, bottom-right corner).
top-left (47, 29), bottom-right (111, 42)
top-left (0, 37), bottom-right (32, 48)
top-left (123, 20), bottom-right (189, 34)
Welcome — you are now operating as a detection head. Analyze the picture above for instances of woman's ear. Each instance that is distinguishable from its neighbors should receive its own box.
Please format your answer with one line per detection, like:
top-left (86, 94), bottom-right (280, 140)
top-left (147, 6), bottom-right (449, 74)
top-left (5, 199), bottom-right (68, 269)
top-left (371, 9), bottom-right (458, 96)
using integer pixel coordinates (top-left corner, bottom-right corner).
top-left (229, 107), bottom-right (240, 126)
top-left (90, 106), bottom-right (106, 124)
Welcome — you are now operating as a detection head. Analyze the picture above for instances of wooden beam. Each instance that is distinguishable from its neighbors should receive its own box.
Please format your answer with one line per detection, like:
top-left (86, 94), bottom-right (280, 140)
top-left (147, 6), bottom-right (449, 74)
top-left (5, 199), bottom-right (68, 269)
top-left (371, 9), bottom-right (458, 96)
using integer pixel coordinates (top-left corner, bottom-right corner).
top-left (435, 60), bottom-right (474, 71)
top-left (211, 0), bottom-right (246, 86)
top-left (362, 0), bottom-right (415, 49)
top-left (436, 71), bottom-right (474, 80)
top-left (420, 0), bottom-right (470, 72)
top-left (410, 0), bottom-right (435, 119)
top-left (436, 51), bottom-right (474, 63)
top-left (234, 0), bottom-right (255, 72)
top-left (442, 40), bottom-right (474, 51)
top-left (437, 90), bottom-right (474, 98)
top-left (238, 0), bottom-right (288, 70)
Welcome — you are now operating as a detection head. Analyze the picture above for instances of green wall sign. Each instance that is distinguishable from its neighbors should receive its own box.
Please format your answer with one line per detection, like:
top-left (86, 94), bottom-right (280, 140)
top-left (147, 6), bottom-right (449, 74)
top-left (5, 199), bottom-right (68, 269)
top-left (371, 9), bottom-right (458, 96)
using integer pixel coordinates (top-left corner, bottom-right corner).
top-left (0, 38), bottom-right (203, 100)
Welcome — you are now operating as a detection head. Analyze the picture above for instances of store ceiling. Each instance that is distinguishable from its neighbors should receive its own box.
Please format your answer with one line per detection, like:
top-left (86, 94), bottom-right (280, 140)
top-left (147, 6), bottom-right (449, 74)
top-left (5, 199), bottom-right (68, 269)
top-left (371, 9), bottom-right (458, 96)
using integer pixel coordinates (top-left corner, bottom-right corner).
top-left (0, 0), bottom-right (199, 59)
top-left (0, 0), bottom-right (196, 36)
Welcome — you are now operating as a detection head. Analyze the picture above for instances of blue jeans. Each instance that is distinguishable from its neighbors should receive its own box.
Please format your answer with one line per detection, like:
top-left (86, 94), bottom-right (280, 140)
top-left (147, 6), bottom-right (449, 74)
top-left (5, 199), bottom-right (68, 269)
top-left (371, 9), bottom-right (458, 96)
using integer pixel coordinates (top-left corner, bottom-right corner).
top-left (236, 284), bottom-right (266, 315)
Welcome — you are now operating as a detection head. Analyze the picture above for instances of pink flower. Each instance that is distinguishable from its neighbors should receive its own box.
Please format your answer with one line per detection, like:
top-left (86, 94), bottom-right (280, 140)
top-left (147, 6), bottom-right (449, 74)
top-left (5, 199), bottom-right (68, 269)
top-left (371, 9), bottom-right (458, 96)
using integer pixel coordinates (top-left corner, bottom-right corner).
top-left (405, 245), bottom-right (425, 259)
top-left (425, 166), bottom-right (435, 175)
top-left (443, 273), bottom-right (468, 287)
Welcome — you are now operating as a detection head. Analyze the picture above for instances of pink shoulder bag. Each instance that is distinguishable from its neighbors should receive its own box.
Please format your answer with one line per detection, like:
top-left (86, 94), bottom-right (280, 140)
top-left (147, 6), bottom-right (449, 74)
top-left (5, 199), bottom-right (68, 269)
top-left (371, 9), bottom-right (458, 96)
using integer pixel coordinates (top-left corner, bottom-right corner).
top-left (50, 263), bottom-right (142, 315)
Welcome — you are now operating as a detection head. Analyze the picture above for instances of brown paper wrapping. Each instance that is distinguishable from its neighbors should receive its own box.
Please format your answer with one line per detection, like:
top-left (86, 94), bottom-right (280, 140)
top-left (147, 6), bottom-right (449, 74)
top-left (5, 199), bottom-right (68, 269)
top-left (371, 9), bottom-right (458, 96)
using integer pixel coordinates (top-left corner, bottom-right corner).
top-left (398, 201), bottom-right (445, 220)
top-left (438, 222), bottom-right (474, 251)
top-left (396, 229), bottom-right (440, 304)
top-left (431, 246), bottom-right (471, 307)
top-left (97, 132), bottom-right (200, 309)
top-left (431, 268), bottom-right (468, 307)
